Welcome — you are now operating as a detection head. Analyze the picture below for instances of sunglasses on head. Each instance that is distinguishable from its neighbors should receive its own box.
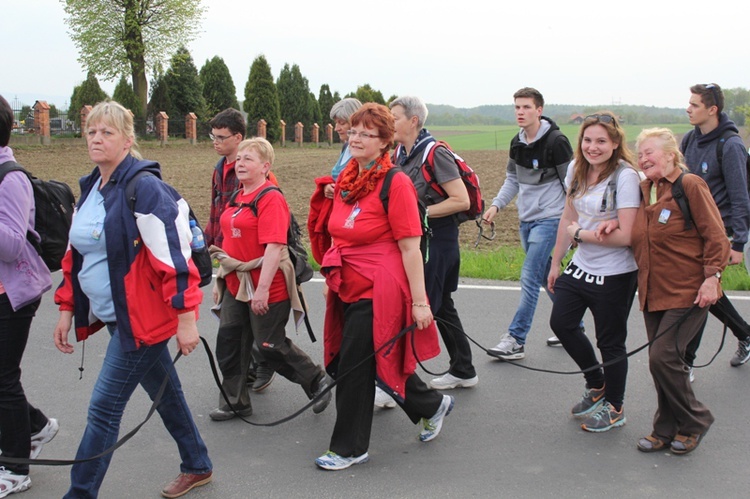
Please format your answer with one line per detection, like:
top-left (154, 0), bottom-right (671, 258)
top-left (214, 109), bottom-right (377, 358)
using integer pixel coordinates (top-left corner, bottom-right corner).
top-left (705, 84), bottom-right (720, 107)
top-left (585, 114), bottom-right (618, 126)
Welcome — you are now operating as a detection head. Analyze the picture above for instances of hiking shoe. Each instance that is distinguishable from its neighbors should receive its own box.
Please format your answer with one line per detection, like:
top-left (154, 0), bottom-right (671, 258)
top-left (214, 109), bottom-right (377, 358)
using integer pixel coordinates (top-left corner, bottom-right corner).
top-left (161, 471), bottom-right (212, 498)
top-left (429, 373), bottom-right (478, 390)
top-left (730, 338), bottom-right (750, 367)
top-left (29, 417), bottom-right (59, 459)
top-left (209, 405), bottom-right (253, 421)
top-left (547, 336), bottom-right (562, 347)
top-left (311, 373), bottom-right (333, 414)
top-left (315, 451), bottom-right (369, 470)
top-left (571, 385), bottom-right (606, 418)
top-left (580, 402), bottom-right (626, 433)
top-left (487, 333), bottom-right (525, 360)
top-left (419, 395), bottom-right (454, 442)
top-left (374, 387), bottom-right (396, 409)
top-left (0, 468), bottom-right (31, 498)
top-left (252, 364), bottom-right (276, 392)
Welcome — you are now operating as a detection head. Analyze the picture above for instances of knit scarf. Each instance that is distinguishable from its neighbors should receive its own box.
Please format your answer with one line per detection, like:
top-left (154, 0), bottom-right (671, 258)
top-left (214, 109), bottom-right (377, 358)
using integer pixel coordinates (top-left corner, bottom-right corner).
top-left (338, 152), bottom-right (393, 204)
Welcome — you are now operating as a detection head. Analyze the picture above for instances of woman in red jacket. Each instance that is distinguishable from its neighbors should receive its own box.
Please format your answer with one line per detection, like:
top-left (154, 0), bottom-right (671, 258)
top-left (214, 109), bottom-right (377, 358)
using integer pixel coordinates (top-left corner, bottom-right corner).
top-left (315, 103), bottom-right (453, 471)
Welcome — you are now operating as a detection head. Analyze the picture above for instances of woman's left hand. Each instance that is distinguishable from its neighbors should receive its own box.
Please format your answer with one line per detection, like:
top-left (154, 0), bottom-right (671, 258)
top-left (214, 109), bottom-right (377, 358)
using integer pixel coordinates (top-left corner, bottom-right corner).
top-left (251, 289), bottom-right (270, 315)
top-left (175, 311), bottom-right (200, 356)
top-left (695, 277), bottom-right (720, 308)
top-left (412, 305), bottom-right (433, 330)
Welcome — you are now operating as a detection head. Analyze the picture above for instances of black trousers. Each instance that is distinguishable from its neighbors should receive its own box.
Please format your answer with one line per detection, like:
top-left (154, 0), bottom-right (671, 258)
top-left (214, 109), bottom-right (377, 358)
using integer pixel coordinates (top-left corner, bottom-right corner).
top-left (684, 294), bottom-right (750, 365)
top-left (549, 264), bottom-right (637, 408)
top-left (427, 222), bottom-right (476, 379)
top-left (0, 295), bottom-right (47, 475)
top-left (329, 300), bottom-right (442, 457)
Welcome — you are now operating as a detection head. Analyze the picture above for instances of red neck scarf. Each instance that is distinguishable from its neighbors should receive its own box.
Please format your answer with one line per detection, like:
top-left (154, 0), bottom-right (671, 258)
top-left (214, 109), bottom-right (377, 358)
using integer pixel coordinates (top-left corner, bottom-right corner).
top-left (337, 152), bottom-right (393, 204)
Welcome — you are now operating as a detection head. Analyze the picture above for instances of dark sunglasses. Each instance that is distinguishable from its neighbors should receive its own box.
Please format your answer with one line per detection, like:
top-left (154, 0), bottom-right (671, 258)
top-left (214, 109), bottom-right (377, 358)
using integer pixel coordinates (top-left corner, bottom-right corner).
top-left (705, 84), bottom-right (720, 107)
top-left (474, 220), bottom-right (496, 247)
top-left (585, 114), bottom-right (618, 126)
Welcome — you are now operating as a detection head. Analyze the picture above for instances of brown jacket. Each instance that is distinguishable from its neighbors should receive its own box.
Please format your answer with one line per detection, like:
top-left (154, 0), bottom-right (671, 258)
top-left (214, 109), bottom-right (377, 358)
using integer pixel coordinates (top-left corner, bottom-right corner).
top-left (631, 168), bottom-right (729, 312)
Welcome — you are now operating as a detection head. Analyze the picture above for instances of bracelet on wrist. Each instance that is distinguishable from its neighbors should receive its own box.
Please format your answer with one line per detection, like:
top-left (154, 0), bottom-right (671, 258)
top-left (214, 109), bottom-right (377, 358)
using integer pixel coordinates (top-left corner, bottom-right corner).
top-left (412, 303), bottom-right (430, 308)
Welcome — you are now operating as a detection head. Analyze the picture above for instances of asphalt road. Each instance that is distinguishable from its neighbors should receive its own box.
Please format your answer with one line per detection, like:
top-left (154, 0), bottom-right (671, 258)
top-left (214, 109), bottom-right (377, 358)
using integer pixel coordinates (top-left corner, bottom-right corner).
top-left (13, 275), bottom-right (750, 498)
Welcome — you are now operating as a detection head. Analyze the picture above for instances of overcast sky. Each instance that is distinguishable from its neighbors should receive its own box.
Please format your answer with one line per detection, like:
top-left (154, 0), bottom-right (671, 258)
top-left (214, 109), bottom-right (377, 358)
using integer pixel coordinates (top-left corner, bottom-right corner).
top-left (2, 0), bottom-right (746, 111)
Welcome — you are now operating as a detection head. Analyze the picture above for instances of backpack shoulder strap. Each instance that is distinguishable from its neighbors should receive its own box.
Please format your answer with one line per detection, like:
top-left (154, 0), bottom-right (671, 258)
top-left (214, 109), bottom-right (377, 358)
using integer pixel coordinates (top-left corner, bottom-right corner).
top-left (124, 170), bottom-right (156, 212)
top-left (379, 167), bottom-right (404, 214)
top-left (543, 129), bottom-right (564, 168)
top-left (680, 130), bottom-right (694, 154)
top-left (0, 160), bottom-right (29, 184)
top-left (716, 129), bottom-right (741, 168)
top-left (671, 172), bottom-right (693, 231)
top-left (248, 186), bottom-right (283, 217)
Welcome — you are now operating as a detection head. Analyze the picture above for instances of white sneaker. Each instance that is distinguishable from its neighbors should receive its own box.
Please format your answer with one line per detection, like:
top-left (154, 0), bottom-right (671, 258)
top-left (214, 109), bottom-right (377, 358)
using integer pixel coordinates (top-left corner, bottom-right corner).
top-left (429, 373), bottom-right (478, 390)
top-left (419, 395), bottom-right (455, 442)
top-left (374, 387), bottom-right (396, 408)
top-left (0, 468), bottom-right (31, 498)
top-left (30, 418), bottom-right (59, 459)
top-left (547, 336), bottom-right (562, 347)
top-left (487, 333), bottom-right (525, 360)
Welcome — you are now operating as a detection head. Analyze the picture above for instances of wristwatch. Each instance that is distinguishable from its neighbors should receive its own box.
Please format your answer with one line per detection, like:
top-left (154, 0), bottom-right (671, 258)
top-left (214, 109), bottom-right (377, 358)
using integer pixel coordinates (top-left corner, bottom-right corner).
top-left (712, 271), bottom-right (722, 281)
top-left (573, 227), bottom-right (583, 243)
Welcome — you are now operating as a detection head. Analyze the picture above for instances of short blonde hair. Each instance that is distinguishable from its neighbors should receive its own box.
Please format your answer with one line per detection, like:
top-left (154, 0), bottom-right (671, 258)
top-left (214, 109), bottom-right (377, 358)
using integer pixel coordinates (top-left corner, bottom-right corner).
top-left (237, 137), bottom-right (274, 165)
top-left (87, 100), bottom-right (142, 160)
top-left (636, 127), bottom-right (687, 172)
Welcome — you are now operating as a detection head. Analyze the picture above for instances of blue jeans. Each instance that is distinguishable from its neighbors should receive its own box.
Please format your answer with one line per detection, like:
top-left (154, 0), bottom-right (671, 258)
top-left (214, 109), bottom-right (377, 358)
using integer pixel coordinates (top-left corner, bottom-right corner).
top-left (65, 326), bottom-right (211, 499)
top-left (508, 218), bottom-right (559, 344)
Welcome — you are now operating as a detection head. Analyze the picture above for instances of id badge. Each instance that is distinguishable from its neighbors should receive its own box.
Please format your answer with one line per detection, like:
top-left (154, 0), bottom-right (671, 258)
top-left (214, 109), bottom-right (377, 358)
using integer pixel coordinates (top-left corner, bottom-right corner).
top-left (658, 208), bottom-right (671, 224)
top-left (344, 203), bottom-right (361, 229)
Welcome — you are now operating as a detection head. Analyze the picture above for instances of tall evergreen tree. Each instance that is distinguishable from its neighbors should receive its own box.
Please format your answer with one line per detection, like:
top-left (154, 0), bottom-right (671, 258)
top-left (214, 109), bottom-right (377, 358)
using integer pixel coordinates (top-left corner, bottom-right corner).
top-left (308, 92), bottom-right (322, 139)
top-left (277, 63), bottom-right (312, 141)
top-left (244, 55), bottom-right (281, 142)
top-left (200, 56), bottom-right (239, 119)
top-left (164, 46), bottom-right (207, 134)
top-left (113, 75), bottom-right (143, 119)
top-left (318, 84), bottom-right (335, 128)
top-left (147, 65), bottom-right (171, 120)
top-left (68, 71), bottom-right (109, 126)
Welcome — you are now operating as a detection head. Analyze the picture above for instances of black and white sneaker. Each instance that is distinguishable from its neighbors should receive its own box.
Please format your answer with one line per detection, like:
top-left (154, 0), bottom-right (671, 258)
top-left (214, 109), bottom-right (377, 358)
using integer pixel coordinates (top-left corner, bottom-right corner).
top-left (730, 338), bottom-right (750, 367)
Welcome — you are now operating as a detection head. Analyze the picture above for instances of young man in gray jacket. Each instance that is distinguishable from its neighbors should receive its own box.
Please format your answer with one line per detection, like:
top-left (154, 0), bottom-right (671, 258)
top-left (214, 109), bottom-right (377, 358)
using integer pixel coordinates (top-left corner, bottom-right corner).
top-left (483, 88), bottom-right (574, 359)
top-left (681, 83), bottom-right (750, 369)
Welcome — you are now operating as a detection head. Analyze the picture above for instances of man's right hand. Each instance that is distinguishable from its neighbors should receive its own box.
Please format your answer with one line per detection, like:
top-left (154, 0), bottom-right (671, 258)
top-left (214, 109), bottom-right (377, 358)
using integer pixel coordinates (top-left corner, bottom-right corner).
top-left (482, 205), bottom-right (499, 224)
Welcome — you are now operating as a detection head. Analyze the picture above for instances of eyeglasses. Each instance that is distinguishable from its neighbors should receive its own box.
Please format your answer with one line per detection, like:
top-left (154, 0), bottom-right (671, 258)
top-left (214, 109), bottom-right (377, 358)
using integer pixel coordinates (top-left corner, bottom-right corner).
top-left (346, 130), bottom-right (380, 140)
top-left (209, 133), bottom-right (236, 143)
top-left (585, 114), bottom-right (618, 126)
top-left (474, 220), bottom-right (496, 248)
top-left (705, 84), bottom-right (720, 107)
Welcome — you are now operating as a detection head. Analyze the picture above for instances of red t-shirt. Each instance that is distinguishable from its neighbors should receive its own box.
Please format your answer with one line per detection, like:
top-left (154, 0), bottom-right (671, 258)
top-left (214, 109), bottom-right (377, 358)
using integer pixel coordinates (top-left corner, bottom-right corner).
top-left (328, 170), bottom-right (423, 302)
top-left (220, 181), bottom-right (290, 303)
top-left (221, 160), bottom-right (236, 184)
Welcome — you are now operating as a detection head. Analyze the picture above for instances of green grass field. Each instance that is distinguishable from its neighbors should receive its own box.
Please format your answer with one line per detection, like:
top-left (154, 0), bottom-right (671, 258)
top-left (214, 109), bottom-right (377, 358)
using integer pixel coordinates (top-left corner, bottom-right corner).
top-left (429, 123), bottom-right (695, 150)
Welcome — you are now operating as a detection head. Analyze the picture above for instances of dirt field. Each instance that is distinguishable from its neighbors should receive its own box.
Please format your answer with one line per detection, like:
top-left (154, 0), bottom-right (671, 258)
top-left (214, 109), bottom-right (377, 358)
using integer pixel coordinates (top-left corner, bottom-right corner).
top-left (12, 141), bottom-right (521, 249)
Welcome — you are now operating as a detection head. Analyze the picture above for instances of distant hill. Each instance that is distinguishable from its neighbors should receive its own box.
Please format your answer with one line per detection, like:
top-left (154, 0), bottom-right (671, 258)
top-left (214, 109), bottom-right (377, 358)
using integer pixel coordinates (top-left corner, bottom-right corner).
top-left (426, 103), bottom-right (689, 126)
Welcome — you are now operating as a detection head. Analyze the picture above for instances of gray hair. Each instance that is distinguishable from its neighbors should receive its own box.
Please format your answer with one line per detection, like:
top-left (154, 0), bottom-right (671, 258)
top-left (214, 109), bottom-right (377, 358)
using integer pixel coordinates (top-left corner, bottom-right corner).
top-left (389, 95), bottom-right (428, 129)
top-left (330, 98), bottom-right (363, 121)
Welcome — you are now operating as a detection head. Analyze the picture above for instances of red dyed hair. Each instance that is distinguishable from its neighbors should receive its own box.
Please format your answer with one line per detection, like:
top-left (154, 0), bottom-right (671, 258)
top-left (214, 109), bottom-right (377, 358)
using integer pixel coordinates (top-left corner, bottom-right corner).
top-left (350, 102), bottom-right (395, 153)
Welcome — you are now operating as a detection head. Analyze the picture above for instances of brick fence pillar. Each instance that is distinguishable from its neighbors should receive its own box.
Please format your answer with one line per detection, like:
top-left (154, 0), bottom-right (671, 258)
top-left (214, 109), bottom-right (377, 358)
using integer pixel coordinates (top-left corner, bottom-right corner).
top-left (155, 112), bottom-right (169, 145)
top-left (326, 123), bottom-right (333, 146)
top-left (280, 120), bottom-right (286, 147)
top-left (185, 113), bottom-right (197, 145)
top-left (257, 119), bottom-right (267, 140)
top-left (312, 123), bottom-right (319, 146)
top-left (295, 122), bottom-right (304, 148)
top-left (33, 100), bottom-right (51, 145)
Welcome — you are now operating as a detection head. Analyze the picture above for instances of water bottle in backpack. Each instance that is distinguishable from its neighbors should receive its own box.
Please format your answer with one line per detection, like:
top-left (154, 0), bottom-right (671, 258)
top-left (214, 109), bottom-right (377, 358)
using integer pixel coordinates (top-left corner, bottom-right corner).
top-left (190, 219), bottom-right (205, 250)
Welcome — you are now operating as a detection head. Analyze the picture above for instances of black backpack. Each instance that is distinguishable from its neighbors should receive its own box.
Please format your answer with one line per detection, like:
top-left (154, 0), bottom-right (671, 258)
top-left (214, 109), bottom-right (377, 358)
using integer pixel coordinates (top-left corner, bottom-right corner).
top-left (125, 171), bottom-right (213, 287)
top-left (510, 128), bottom-right (570, 191)
top-left (229, 186), bottom-right (314, 285)
top-left (379, 166), bottom-right (432, 263)
top-left (0, 161), bottom-right (75, 272)
top-left (682, 129), bottom-right (750, 192)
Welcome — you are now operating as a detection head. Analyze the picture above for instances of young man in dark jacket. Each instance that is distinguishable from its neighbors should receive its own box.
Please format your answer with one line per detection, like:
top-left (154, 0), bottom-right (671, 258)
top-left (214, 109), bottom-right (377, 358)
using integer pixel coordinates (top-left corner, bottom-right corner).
top-left (682, 83), bottom-right (750, 369)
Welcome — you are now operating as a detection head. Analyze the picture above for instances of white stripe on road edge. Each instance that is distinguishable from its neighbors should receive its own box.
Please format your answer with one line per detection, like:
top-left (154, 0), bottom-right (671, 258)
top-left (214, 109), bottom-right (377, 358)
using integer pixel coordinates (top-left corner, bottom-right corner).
top-left (308, 277), bottom-right (750, 300)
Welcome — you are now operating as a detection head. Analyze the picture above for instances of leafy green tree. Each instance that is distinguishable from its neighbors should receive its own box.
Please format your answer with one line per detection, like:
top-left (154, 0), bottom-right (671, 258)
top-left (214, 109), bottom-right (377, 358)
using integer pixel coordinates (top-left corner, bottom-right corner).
top-left (164, 47), bottom-right (207, 130)
top-left (200, 56), bottom-right (239, 119)
top-left (724, 87), bottom-right (750, 126)
top-left (333, 91), bottom-right (341, 103)
top-left (113, 75), bottom-right (143, 119)
top-left (244, 55), bottom-right (281, 142)
top-left (62, 0), bottom-right (205, 120)
top-left (318, 84), bottom-right (335, 127)
top-left (48, 105), bottom-right (60, 119)
top-left (347, 84), bottom-right (386, 105)
top-left (147, 67), bottom-right (171, 121)
top-left (308, 92), bottom-right (322, 135)
top-left (68, 72), bottom-right (109, 126)
top-left (277, 63), bottom-right (312, 141)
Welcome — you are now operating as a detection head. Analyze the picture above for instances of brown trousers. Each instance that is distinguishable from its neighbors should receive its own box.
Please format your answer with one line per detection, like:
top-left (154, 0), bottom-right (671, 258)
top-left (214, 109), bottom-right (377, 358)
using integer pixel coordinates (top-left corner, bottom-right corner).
top-left (644, 306), bottom-right (715, 441)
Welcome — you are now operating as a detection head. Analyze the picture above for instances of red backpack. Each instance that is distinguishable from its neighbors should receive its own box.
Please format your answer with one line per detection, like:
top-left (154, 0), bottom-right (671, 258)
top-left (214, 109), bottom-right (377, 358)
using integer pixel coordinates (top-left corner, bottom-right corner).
top-left (421, 141), bottom-right (484, 224)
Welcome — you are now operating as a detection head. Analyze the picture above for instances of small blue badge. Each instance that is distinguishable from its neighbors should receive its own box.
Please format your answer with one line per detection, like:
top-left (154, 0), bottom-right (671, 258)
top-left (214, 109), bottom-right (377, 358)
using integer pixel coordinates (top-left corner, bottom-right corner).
top-left (532, 159), bottom-right (539, 170)
top-left (701, 162), bottom-right (708, 174)
top-left (658, 208), bottom-right (671, 224)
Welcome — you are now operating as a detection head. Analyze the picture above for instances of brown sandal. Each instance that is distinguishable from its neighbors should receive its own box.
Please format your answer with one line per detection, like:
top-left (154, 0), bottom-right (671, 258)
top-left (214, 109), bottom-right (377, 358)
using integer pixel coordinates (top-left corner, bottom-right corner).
top-left (637, 435), bottom-right (669, 453)
top-left (670, 433), bottom-right (705, 455)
